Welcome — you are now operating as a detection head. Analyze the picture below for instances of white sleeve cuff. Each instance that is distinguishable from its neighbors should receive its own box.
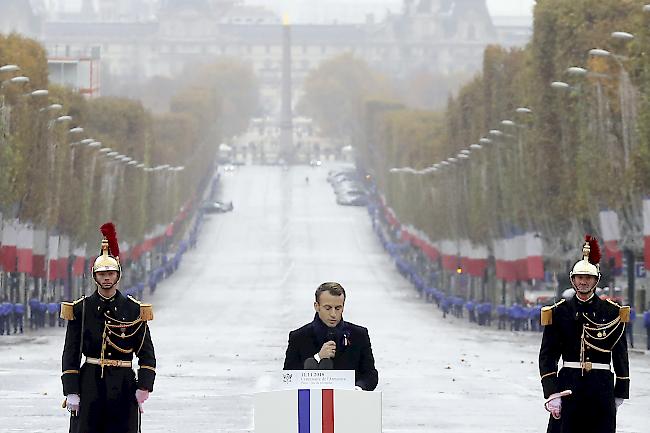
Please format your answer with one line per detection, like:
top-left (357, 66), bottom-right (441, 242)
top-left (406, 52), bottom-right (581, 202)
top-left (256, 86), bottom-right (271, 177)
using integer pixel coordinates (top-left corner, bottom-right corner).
top-left (314, 353), bottom-right (321, 363)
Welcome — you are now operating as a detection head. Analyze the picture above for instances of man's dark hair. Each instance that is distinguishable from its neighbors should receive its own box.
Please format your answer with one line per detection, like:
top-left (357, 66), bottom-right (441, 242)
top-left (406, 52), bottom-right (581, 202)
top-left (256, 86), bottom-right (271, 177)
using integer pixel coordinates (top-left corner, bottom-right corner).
top-left (315, 282), bottom-right (346, 303)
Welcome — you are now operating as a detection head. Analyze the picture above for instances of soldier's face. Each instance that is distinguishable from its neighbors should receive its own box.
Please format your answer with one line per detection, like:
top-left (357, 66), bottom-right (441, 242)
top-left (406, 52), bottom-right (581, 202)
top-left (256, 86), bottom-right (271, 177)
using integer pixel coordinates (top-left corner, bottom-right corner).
top-left (572, 274), bottom-right (597, 293)
top-left (314, 292), bottom-right (345, 327)
top-left (95, 270), bottom-right (119, 289)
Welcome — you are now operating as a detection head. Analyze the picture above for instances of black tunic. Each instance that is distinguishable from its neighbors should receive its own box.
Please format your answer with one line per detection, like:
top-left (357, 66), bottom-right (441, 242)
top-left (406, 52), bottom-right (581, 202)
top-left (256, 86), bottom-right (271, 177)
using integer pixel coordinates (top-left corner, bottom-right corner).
top-left (61, 290), bottom-right (156, 433)
top-left (539, 294), bottom-right (629, 433)
top-left (283, 315), bottom-right (379, 391)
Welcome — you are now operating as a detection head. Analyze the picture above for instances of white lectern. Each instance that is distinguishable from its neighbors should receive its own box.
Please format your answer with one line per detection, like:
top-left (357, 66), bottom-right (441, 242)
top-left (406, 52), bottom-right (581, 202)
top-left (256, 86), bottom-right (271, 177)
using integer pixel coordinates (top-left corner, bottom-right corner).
top-left (254, 371), bottom-right (382, 433)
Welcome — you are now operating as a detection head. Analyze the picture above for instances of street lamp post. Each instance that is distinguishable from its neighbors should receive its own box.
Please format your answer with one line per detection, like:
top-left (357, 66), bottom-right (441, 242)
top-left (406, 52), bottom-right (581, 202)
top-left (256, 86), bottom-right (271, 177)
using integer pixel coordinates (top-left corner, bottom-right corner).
top-left (512, 107), bottom-right (534, 227)
top-left (589, 41), bottom-right (636, 169)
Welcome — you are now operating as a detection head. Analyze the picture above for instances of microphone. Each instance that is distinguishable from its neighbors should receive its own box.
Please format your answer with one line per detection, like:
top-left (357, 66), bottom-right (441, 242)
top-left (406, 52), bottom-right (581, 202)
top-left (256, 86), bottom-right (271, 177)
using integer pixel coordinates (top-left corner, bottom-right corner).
top-left (304, 358), bottom-right (319, 370)
top-left (326, 330), bottom-right (337, 359)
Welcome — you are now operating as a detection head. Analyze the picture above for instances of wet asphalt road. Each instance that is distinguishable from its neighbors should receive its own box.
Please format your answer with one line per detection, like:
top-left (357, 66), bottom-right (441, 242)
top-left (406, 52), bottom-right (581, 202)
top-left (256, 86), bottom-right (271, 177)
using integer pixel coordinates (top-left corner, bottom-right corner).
top-left (1, 165), bottom-right (648, 432)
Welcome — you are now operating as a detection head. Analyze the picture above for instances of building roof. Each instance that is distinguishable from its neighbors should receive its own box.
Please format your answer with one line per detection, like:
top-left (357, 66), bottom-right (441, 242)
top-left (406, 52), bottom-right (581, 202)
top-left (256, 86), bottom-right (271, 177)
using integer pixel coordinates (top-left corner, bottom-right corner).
top-left (219, 24), bottom-right (370, 45)
top-left (221, 5), bottom-right (280, 21)
top-left (42, 22), bottom-right (158, 40)
top-left (161, 0), bottom-right (213, 12)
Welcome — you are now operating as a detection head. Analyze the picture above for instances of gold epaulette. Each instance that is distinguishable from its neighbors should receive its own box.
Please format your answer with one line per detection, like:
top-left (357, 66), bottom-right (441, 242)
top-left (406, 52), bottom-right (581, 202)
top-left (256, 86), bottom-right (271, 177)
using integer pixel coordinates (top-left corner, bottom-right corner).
top-left (619, 305), bottom-right (630, 323)
top-left (541, 299), bottom-right (565, 326)
top-left (128, 295), bottom-right (154, 321)
top-left (140, 304), bottom-right (154, 321)
top-left (60, 296), bottom-right (85, 320)
top-left (604, 299), bottom-right (630, 323)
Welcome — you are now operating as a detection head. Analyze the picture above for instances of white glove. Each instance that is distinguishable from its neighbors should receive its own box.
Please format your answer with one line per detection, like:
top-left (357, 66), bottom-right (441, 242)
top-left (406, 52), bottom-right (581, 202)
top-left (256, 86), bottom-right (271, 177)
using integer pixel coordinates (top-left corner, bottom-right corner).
top-left (545, 397), bottom-right (562, 420)
top-left (615, 398), bottom-right (624, 409)
top-left (135, 389), bottom-right (150, 413)
top-left (66, 394), bottom-right (80, 415)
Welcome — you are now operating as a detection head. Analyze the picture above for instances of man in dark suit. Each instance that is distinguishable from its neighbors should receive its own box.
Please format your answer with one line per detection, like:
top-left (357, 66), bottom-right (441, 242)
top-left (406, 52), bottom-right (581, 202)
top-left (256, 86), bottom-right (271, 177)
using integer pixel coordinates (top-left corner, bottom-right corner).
top-left (283, 282), bottom-right (378, 391)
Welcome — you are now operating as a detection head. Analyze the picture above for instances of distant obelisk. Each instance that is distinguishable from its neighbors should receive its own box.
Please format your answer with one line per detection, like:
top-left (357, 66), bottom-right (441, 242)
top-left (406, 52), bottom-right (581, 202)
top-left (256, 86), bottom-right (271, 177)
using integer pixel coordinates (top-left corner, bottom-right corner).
top-left (279, 14), bottom-right (294, 164)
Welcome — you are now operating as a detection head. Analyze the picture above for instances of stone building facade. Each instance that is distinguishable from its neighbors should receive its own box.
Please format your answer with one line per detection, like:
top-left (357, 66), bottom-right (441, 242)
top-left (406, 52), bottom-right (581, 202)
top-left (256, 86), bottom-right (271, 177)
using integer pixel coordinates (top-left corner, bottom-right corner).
top-left (1, 1), bottom-right (510, 111)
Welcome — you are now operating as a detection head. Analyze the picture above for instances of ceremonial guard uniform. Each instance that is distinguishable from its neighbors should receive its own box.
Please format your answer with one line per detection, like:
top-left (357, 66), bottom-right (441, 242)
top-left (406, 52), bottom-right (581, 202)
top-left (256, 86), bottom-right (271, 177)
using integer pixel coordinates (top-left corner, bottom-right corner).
top-left (539, 236), bottom-right (629, 433)
top-left (61, 223), bottom-right (156, 433)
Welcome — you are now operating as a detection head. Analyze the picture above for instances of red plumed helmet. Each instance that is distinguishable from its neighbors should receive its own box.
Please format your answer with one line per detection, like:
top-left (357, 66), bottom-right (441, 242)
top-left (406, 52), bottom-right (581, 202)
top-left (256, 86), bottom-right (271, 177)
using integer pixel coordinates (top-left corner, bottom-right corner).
top-left (92, 222), bottom-right (122, 282)
top-left (100, 222), bottom-right (120, 258)
top-left (569, 234), bottom-right (601, 285)
top-left (584, 235), bottom-right (601, 265)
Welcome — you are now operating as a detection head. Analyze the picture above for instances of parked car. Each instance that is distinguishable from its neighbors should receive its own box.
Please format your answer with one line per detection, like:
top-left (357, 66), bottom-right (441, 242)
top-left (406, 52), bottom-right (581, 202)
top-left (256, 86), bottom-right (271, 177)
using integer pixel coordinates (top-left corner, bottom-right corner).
top-left (201, 200), bottom-right (234, 214)
top-left (336, 191), bottom-right (367, 206)
top-left (333, 181), bottom-right (365, 194)
top-left (327, 170), bottom-right (356, 184)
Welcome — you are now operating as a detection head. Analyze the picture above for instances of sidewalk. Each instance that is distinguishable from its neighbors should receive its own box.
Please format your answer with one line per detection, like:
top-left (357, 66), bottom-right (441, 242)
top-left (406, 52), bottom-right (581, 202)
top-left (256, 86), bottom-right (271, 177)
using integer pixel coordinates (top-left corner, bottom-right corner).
top-left (0, 325), bottom-right (64, 346)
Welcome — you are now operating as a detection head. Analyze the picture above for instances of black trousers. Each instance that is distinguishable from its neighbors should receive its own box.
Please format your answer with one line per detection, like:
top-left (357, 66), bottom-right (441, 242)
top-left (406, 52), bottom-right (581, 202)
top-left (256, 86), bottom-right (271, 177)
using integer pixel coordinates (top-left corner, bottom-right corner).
top-left (546, 369), bottom-right (616, 433)
top-left (70, 364), bottom-right (139, 433)
top-left (13, 313), bottom-right (23, 333)
top-left (626, 326), bottom-right (634, 348)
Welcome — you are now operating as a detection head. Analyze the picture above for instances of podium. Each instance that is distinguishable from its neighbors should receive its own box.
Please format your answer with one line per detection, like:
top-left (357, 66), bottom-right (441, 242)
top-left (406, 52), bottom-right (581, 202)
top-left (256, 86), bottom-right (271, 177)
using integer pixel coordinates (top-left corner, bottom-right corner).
top-left (254, 371), bottom-right (382, 433)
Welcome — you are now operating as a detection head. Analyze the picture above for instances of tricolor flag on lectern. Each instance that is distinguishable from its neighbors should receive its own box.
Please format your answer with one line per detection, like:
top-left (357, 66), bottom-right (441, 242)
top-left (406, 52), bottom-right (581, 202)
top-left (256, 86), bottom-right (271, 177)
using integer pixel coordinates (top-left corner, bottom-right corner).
top-left (298, 389), bottom-right (335, 433)
top-left (255, 388), bottom-right (381, 433)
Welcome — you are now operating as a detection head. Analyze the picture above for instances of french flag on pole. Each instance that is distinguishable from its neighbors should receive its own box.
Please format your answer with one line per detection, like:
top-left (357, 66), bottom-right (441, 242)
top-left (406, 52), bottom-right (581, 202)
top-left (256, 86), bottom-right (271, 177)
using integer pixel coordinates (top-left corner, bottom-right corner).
top-left (16, 224), bottom-right (34, 274)
top-left (32, 229), bottom-right (47, 278)
top-left (643, 197), bottom-right (650, 270)
top-left (599, 209), bottom-right (623, 273)
top-left (1, 219), bottom-right (18, 272)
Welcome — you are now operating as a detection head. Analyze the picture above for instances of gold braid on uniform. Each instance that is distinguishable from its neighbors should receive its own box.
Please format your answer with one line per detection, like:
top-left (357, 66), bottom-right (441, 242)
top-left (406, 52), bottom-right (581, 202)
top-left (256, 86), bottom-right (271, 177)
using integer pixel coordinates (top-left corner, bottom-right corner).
top-left (99, 315), bottom-right (143, 378)
top-left (579, 312), bottom-right (626, 374)
top-left (106, 323), bottom-right (144, 339)
top-left (541, 371), bottom-right (557, 380)
top-left (103, 312), bottom-right (145, 339)
top-left (136, 325), bottom-right (148, 355)
top-left (100, 323), bottom-right (108, 378)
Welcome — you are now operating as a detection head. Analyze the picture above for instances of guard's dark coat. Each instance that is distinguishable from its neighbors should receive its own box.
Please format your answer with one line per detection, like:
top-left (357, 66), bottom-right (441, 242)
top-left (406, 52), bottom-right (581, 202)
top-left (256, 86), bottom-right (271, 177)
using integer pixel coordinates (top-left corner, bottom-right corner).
top-left (539, 294), bottom-right (629, 433)
top-left (283, 316), bottom-right (379, 391)
top-left (61, 290), bottom-right (156, 433)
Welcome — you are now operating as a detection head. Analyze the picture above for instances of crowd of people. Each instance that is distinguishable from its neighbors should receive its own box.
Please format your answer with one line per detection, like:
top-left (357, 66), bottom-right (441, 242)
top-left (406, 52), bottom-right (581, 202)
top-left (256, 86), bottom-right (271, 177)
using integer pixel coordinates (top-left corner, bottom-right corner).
top-left (0, 187), bottom-right (207, 339)
top-left (367, 195), bottom-right (650, 349)
top-left (0, 236), bottom-right (197, 337)
top-left (0, 299), bottom-right (26, 335)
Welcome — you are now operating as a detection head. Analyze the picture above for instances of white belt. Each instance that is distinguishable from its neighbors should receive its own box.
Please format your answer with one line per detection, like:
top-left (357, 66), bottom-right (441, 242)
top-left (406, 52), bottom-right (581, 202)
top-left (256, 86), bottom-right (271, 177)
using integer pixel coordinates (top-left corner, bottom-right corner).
top-left (85, 357), bottom-right (132, 368)
top-left (562, 361), bottom-right (610, 372)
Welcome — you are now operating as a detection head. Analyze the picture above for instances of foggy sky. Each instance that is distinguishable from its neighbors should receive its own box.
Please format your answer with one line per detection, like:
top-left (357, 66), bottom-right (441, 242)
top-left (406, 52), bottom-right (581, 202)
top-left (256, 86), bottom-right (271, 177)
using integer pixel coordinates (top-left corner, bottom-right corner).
top-left (242, 0), bottom-right (535, 25)
top-left (52, 0), bottom-right (536, 20)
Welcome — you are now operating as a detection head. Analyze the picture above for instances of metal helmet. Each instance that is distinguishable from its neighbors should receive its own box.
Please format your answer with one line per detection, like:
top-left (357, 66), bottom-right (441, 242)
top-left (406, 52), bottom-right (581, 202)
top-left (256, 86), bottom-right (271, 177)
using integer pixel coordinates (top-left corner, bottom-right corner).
top-left (92, 222), bottom-right (121, 286)
top-left (569, 235), bottom-right (601, 288)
